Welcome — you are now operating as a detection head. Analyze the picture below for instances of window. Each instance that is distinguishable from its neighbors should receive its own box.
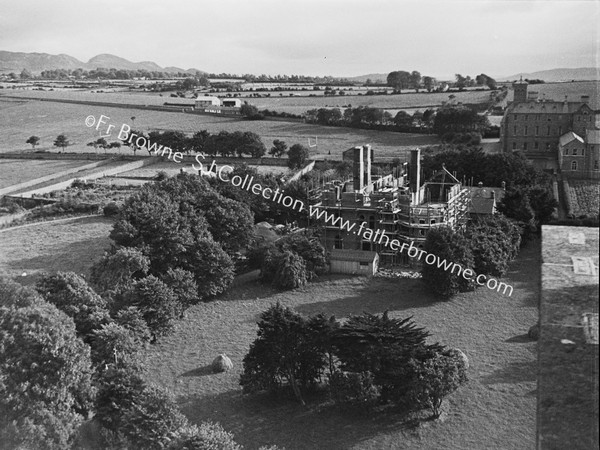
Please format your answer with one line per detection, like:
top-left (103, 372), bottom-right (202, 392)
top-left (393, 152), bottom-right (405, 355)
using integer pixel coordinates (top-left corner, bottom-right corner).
top-left (525, 115), bottom-right (528, 121)
top-left (512, 142), bottom-right (517, 150)
top-left (524, 126), bottom-right (528, 136)
top-left (513, 126), bottom-right (517, 135)
top-left (535, 126), bottom-right (539, 136)
top-left (571, 161), bottom-right (578, 171)
top-left (547, 126), bottom-right (551, 136)
top-left (514, 114), bottom-right (518, 120)
top-left (573, 148), bottom-right (578, 156)
top-left (418, 229), bottom-right (425, 236)
top-left (430, 219), bottom-right (436, 224)
top-left (419, 219), bottom-right (425, 225)
top-left (359, 262), bottom-right (369, 267)
top-left (565, 148), bottom-right (569, 155)
top-left (536, 115), bottom-right (540, 121)
top-left (523, 142), bottom-right (528, 150)
top-left (534, 141), bottom-right (539, 149)
top-left (334, 234), bottom-right (342, 249)
top-left (582, 148), bottom-right (585, 156)
top-left (546, 143), bottom-right (551, 151)
top-left (594, 160), bottom-right (599, 170)
top-left (558, 126), bottom-right (562, 135)
top-left (577, 115), bottom-right (581, 121)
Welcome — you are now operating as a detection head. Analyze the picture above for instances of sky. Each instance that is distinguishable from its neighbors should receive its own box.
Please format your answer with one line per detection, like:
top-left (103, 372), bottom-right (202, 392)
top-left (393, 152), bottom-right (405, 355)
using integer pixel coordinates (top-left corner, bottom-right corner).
top-left (0, 0), bottom-right (598, 79)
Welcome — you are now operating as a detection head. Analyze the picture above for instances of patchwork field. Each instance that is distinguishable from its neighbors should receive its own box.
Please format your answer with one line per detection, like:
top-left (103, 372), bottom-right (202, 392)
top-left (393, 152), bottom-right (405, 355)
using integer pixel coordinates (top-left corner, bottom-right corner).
top-left (0, 99), bottom-right (439, 161)
top-left (0, 158), bottom-right (93, 189)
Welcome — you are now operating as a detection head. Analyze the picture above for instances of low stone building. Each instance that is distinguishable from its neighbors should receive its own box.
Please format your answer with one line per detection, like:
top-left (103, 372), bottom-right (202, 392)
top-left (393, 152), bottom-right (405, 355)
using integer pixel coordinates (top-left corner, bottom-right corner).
top-left (329, 249), bottom-right (378, 276)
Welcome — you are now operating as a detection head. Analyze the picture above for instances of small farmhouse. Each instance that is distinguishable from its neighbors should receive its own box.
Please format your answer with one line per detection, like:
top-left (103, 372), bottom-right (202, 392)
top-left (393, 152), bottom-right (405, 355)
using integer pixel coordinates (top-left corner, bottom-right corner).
top-left (222, 98), bottom-right (242, 108)
top-left (195, 96), bottom-right (221, 108)
top-left (329, 249), bottom-right (379, 276)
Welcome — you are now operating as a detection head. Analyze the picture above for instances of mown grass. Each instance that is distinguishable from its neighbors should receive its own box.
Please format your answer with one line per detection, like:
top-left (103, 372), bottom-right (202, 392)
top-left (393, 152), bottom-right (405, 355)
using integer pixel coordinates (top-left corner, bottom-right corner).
top-left (0, 216), bottom-right (114, 284)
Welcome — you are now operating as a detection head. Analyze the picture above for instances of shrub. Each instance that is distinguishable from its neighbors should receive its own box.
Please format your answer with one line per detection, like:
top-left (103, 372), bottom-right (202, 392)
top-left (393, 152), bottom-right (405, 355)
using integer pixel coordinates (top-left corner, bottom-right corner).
top-left (168, 422), bottom-right (242, 450)
top-left (405, 350), bottom-right (468, 418)
top-left (103, 202), bottom-right (120, 217)
top-left (114, 306), bottom-right (152, 344)
top-left (90, 322), bottom-right (141, 368)
top-left (272, 250), bottom-right (308, 290)
top-left (329, 371), bottom-right (380, 408)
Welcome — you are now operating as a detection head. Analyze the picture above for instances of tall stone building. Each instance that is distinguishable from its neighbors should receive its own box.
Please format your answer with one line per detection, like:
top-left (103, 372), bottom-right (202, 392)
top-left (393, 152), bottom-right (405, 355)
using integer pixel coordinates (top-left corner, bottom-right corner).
top-left (500, 80), bottom-right (599, 179)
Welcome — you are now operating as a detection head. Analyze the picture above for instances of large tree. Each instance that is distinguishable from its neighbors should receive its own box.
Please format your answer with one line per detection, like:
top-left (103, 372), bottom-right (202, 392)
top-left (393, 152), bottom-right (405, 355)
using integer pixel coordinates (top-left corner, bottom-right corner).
top-left (387, 70), bottom-right (411, 90)
top-left (287, 143), bottom-right (310, 169)
top-left (54, 134), bottom-right (70, 151)
top-left (0, 281), bottom-right (95, 450)
top-left (26, 135), bottom-right (40, 149)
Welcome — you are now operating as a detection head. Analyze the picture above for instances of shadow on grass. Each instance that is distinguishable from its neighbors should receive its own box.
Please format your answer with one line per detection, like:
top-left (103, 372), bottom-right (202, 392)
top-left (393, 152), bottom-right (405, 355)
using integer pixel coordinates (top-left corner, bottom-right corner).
top-left (296, 277), bottom-right (438, 318)
top-left (178, 390), bottom-right (420, 450)
top-left (480, 360), bottom-right (537, 385)
top-left (179, 364), bottom-right (215, 378)
top-left (5, 236), bottom-right (110, 276)
top-left (505, 333), bottom-right (532, 343)
top-left (505, 236), bottom-right (541, 308)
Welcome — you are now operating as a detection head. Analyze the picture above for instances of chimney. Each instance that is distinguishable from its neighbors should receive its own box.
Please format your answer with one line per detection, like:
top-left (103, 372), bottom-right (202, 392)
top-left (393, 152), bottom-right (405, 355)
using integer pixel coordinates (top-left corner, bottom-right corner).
top-left (409, 148), bottom-right (421, 193)
top-left (581, 95), bottom-right (590, 104)
top-left (491, 191), bottom-right (496, 200)
top-left (364, 145), bottom-right (372, 188)
top-left (352, 146), bottom-right (364, 191)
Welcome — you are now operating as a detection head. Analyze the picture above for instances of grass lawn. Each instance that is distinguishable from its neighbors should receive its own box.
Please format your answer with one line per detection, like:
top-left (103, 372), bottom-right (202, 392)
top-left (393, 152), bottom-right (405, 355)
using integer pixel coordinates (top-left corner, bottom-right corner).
top-left (0, 216), bottom-right (114, 284)
top-left (141, 239), bottom-right (540, 450)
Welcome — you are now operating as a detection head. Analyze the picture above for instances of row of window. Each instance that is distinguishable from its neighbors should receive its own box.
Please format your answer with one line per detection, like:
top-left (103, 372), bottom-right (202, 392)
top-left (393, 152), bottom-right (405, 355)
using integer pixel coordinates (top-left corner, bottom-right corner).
top-left (512, 141), bottom-right (552, 151)
top-left (513, 113), bottom-right (591, 121)
top-left (564, 148), bottom-right (585, 156)
top-left (512, 125), bottom-right (562, 136)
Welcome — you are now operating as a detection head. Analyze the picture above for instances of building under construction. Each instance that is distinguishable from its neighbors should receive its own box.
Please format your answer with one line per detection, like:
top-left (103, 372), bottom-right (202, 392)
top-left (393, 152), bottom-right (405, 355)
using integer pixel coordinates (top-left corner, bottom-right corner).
top-left (310, 145), bottom-right (470, 266)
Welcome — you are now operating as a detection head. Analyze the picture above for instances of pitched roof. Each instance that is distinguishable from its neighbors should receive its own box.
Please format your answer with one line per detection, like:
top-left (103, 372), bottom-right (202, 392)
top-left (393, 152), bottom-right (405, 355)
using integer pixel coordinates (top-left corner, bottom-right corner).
top-left (585, 128), bottom-right (600, 145)
top-left (507, 101), bottom-right (587, 115)
top-left (559, 131), bottom-right (584, 147)
top-left (330, 249), bottom-right (378, 262)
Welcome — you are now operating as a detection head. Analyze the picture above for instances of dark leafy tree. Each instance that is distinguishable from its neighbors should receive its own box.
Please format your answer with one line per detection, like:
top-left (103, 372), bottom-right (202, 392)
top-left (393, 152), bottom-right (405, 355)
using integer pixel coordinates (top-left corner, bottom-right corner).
top-left (114, 307), bottom-right (152, 344)
top-left (421, 227), bottom-right (475, 298)
top-left (272, 250), bottom-right (308, 290)
top-left (87, 137), bottom-right (108, 153)
top-left (406, 349), bottom-right (468, 417)
top-left (167, 422), bottom-right (242, 450)
top-left (394, 111), bottom-right (413, 127)
top-left (0, 295), bottom-right (95, 450)
top-left (240, 303), bottom-right (328, 405)
top-left (54, 134), bottom-right (70, 151)
top-left (433, 107), bottom-right (489, 136)
top-left (117, 275), bottom-right (179, 341)
top-left (498, 185), bottom-right (557, 229)
top-left (183, 238), bottom-right (235, 299)
top-left (269, 139), bottom-right (288, 158)
top-left (466, 214), bottom-right (521, 276)
top-left (386, 70), bottom-right (411, 90)
top-left (90, 246), bottom-right (150, 296)
top-left (90, 322), bottom-right (140, 368)
top-left (161, 267), bottom-right (200, 313)
top-left (26, 135), bottom-right (40, 149)
top-left (36, 272), bottom-right (111, 343)
top-left (332, 312), bottom-right (442, 402)
top-left (287, 143), bottom-right (310, 169)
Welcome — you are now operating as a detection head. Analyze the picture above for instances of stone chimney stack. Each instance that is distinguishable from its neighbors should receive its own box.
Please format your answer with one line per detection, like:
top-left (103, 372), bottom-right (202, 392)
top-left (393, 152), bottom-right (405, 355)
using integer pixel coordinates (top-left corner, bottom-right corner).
top-left (409, 148), bottom-right (421, 194)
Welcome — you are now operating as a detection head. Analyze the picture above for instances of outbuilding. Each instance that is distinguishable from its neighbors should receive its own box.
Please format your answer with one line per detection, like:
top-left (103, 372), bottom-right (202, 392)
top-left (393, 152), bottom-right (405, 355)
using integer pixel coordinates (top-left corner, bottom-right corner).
top-left (222, 98), bottom-right (242, 108)
top-left (329, 249), bottom-right (379, 276)
top-left (195, 96), bottom-right (221, 108)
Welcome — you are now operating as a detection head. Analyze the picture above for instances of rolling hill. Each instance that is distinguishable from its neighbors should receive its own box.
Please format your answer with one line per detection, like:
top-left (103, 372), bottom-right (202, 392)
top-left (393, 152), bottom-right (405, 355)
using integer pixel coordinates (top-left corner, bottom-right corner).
top-left (0, 50), bottom-right (203, 74)
top-left (499, 67), bottom-right (598, 82)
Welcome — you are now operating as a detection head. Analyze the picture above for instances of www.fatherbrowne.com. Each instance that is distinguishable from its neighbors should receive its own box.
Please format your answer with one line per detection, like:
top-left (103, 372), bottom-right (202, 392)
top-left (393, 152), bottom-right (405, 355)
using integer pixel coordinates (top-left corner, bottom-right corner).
top-left (86, 115), bottom-right (514, 297)
top-left (202, 160), bottom-right (514, 298)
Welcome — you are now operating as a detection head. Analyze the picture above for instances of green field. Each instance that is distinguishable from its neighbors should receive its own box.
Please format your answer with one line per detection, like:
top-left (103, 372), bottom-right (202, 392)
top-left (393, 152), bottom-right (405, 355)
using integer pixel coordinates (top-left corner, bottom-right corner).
top-left (0, 158), bottom-right (93, 189)
top-left (0, 99), bottom-right (439, 161)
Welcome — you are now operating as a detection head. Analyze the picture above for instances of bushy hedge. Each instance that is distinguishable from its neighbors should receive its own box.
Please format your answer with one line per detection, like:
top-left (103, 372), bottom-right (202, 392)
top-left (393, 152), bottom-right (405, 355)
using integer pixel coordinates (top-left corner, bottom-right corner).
top-left (241, 305), bottom-right (468, 418)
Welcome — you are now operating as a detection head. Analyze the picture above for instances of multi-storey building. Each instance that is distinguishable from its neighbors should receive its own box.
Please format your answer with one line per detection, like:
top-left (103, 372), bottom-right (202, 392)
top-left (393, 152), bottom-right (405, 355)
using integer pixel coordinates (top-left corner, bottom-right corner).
top-left (500, 80), bottom-right (599, 178)
top-left (311, 145), bottom-right (470, 266)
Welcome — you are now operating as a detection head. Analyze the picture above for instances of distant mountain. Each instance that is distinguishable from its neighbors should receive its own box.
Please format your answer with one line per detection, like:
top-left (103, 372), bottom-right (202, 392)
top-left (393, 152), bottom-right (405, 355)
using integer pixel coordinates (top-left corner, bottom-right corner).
top-left (0, 50), bottom-right (203, 74)
top-left (499, 67), bottom-right (598, 82)
top-left (345, 73), bottom-right (389, 83)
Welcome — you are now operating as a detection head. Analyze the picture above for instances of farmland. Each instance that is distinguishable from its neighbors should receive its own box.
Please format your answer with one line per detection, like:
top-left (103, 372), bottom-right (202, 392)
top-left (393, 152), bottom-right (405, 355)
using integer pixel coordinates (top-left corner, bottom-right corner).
top-left (0, 98), bottom-right (439, 161)
top-left (0, 158), bottom-right (92, 189)
top-left (568, 180), bottom-right (600, 217)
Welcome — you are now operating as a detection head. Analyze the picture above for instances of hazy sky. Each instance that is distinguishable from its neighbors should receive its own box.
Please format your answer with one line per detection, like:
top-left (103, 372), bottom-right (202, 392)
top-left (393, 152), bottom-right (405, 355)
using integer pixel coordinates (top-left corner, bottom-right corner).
top-left (0, 0), bottom-right (598, 78)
